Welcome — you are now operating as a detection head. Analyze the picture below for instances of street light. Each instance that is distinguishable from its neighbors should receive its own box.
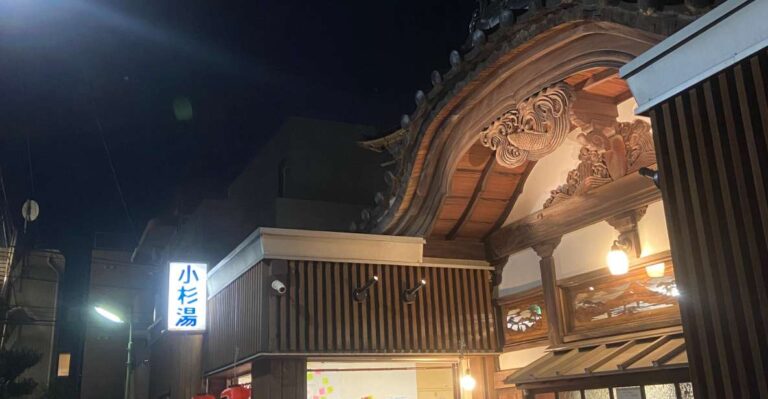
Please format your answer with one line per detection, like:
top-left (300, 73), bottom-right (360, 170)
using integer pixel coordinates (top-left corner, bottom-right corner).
top-left (94, 306), bottom-right (124, 324)
top-left (93, 305), bottom-right (133, 399)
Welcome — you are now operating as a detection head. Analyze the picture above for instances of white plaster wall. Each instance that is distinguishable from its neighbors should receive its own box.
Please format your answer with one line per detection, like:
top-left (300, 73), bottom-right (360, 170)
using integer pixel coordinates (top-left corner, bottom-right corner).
top-left (506, 138), bottom-right (583, 222)
top-left (616, 98), bottom-right (651, 124)
top-left (554, 202), bottom-right (670, 278)
top-left (639, 201), bottom-right (671, 256)
top-left (553, 221), bottom-right (618, 278)
top-left (499, 203), bottom-right (671, 292)
top-left (498, 346), bottom-right (549, 370)
top-left (499, 248), bottom-right (542, 295)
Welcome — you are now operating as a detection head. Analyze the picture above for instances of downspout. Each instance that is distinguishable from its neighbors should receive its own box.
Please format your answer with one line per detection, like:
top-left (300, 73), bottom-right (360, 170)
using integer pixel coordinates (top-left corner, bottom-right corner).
top-left (46, 255), bottom-right (61, 386)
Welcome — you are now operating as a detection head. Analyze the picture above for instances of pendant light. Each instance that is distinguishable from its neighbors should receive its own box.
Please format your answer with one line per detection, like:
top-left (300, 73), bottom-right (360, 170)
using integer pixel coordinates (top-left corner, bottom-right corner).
top-left (458, 339), bottom-right (476, 392)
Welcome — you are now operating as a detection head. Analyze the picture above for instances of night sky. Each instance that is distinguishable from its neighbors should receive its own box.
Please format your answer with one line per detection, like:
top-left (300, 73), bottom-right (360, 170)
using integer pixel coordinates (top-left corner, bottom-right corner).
top-left (0, 0), bottom-right (475, 246)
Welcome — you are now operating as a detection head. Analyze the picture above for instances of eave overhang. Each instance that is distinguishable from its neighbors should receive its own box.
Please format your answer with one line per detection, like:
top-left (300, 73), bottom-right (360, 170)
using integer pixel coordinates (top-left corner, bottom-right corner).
top-left (356, 0), bottom-right (706, 243)
top-left (507, 331), bottom-right (689, 391)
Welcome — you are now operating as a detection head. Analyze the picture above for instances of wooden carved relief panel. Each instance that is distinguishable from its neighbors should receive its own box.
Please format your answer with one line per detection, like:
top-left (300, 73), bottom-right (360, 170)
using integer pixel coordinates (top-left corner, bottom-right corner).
top-left (498, 287), bottom-right (548, 349)
top-left (560, 253), bottom-right (680, 340)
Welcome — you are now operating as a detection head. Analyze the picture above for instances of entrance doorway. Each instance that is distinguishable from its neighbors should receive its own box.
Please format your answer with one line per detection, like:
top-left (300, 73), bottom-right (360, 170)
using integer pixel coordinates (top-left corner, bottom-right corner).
top-left (306, 361), bottom-right (457, 399)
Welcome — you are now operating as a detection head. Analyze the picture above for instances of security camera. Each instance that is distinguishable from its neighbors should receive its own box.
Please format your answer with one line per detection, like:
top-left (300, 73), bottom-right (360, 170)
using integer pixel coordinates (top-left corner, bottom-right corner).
top-left (271, 280), bottom-right (287, 295)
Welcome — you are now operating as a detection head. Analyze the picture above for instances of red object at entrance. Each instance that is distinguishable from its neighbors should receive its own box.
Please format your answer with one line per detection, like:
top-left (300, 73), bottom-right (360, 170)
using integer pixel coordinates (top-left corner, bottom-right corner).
top-left (220, 386), bottom-right (251, 399)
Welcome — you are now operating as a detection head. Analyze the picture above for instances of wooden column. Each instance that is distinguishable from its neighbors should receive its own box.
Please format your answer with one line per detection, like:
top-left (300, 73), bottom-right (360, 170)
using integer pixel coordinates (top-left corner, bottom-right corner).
top-left (532, 238), bottom-right (562, 346)
top-left (490, 256), bottom-right (509, 352)
top-left (468, 356), bottom-right (498, 399)
top-left (250, 358), bottom-right (307, 399)
top-left (648, 49), bottom-right (768, 398)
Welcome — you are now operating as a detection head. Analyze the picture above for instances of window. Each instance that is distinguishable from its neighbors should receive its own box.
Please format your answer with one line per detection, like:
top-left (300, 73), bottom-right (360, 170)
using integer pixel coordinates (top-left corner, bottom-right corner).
top-left (534, 384), bottom-right (694, 399)
top-left (498, 287), bottom-right (548, 349)
top-left (57, 353), bottom-right (71, 377)
top-left (237, 373), bottom-right (251, 389)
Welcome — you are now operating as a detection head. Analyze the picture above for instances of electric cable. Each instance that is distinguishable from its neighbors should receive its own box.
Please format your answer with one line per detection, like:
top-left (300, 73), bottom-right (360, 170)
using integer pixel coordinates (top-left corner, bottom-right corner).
top-left (95, 119), bottom-right (136, 235)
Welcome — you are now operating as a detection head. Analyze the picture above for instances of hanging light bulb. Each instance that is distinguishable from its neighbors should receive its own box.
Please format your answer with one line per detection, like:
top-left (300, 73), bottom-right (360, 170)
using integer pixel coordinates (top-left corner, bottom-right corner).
top-left (457, 338), bottom-right (475, 391)
top-left (606, 240), bottom-right (629, 275)
top-left (645, 262), bottom-right (666, 278)
top-left (460, 371), bottom-right (476, 391)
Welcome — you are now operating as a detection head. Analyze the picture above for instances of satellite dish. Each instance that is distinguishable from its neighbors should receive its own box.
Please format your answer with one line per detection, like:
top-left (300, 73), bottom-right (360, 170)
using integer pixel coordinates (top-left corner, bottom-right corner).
top-left (22, 199), bottom-right (39, 222)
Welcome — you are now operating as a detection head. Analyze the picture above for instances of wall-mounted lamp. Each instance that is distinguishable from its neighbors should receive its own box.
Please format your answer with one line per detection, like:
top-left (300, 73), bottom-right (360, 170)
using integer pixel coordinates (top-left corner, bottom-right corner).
top-left (606, 239), bottom-right (630, 276)
top-left (645, 262), bottom-right (666, 278)
top-left (402, 279), bottom-right (426, 304)
top-left (353, 276), bottom-right (379, 302)
top-left (639, 167), bottom-right (660, 188)
top-left (606, 207), bottom-right (645, 276)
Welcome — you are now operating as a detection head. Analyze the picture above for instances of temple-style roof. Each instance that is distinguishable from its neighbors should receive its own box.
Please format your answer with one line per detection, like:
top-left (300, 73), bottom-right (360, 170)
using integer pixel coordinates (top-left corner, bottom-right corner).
top-left (353, 0), bottom-right (714, 247)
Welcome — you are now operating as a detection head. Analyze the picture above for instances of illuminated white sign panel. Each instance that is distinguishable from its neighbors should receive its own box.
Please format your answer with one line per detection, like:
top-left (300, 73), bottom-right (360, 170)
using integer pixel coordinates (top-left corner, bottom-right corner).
top-left (168, 262), bottom-right (207, 332)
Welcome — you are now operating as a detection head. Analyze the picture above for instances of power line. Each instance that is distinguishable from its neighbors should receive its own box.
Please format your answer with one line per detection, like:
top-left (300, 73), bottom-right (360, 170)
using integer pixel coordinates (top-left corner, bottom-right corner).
top-left (25, 133), bottom-right (35, 196)
top-left (94, 119), bottom-right (136, 235)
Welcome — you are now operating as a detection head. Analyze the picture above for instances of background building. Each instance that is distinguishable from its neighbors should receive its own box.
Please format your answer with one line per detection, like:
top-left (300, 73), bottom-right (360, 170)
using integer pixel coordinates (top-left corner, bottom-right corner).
top-left (0, 248), bottom-right (65, 398)
top-left (131, 117), bottom-right (387, 399)
top-left (81, 247), bottom-right (156, 399)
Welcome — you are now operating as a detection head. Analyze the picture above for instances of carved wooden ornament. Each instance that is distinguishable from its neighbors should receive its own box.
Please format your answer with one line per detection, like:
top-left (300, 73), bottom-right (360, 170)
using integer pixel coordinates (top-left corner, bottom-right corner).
top-left (480, 84), bottom-right (573, 168)
top-left (544, 120), bottom-right (655, 208)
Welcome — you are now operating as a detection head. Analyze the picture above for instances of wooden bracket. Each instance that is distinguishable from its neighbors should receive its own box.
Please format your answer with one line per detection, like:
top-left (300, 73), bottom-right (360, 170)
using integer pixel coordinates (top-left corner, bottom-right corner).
top-left (606, 206), bottom-right (647, 258)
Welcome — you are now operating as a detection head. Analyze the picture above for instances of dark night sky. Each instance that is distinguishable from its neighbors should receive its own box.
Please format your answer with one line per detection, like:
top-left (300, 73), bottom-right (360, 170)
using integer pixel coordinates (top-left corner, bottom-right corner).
top-left (0, 0), bottom-right (476, 246)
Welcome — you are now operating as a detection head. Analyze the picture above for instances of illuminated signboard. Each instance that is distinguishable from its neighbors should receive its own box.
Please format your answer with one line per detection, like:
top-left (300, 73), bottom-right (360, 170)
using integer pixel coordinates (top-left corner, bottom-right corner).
top-left (168, 262), bottom-right (207, 332)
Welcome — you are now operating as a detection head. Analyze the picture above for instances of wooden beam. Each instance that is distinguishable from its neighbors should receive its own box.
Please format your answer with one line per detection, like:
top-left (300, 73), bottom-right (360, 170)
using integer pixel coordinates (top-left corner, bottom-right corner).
top-left (576, 69), bottom-right (619, 91)
top-left (613, 89), bottom-right (635, 104)
top-left (487, 169), bottom-right (661, 259)
top-left (584, 340), bottom-right (637, 373)
top-left (618, 335), bottom-right (671, 370)
top-left (423, 239), bottom-right (487, 260)
top-left (448, 155), bottom-right (496, 240)
top-left (485, 161), bottom-right (536, 241)
top-left (652, 341), bottom-right (687, 367)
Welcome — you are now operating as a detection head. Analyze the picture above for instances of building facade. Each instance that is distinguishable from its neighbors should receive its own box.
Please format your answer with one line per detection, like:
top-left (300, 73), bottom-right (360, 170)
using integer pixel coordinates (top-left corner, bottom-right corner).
top-left (622, 1), bottom-right (768, 396)
top-left (137, 0), bottom-right (768, 398)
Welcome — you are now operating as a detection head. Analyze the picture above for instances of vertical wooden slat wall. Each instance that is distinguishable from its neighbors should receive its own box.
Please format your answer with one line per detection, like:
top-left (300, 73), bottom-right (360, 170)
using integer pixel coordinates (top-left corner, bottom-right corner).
top-left (281, 261), bottom-right (497, 354)
top-left (205, 262), bottom-right (266, 374)
top-left (205, 260), bottom-right (498, 373)
top-left (649, 49), bottom-right (768, 398)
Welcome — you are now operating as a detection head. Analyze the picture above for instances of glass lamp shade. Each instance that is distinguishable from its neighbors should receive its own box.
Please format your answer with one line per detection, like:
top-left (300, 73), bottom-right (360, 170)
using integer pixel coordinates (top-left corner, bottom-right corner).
top-left (94, 306), bottom-right (124, 324)
top-left (606, 248), bottom-right (629, 275)
top-left (460, 373), bottom-right (476, 391)
top-left (645, 262), bottom-right (666, 278)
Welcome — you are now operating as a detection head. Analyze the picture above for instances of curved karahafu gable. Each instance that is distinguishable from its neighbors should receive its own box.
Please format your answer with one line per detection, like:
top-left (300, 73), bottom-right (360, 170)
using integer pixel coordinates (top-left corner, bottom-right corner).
top-left (356, 1), bottom-right (713, 239)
